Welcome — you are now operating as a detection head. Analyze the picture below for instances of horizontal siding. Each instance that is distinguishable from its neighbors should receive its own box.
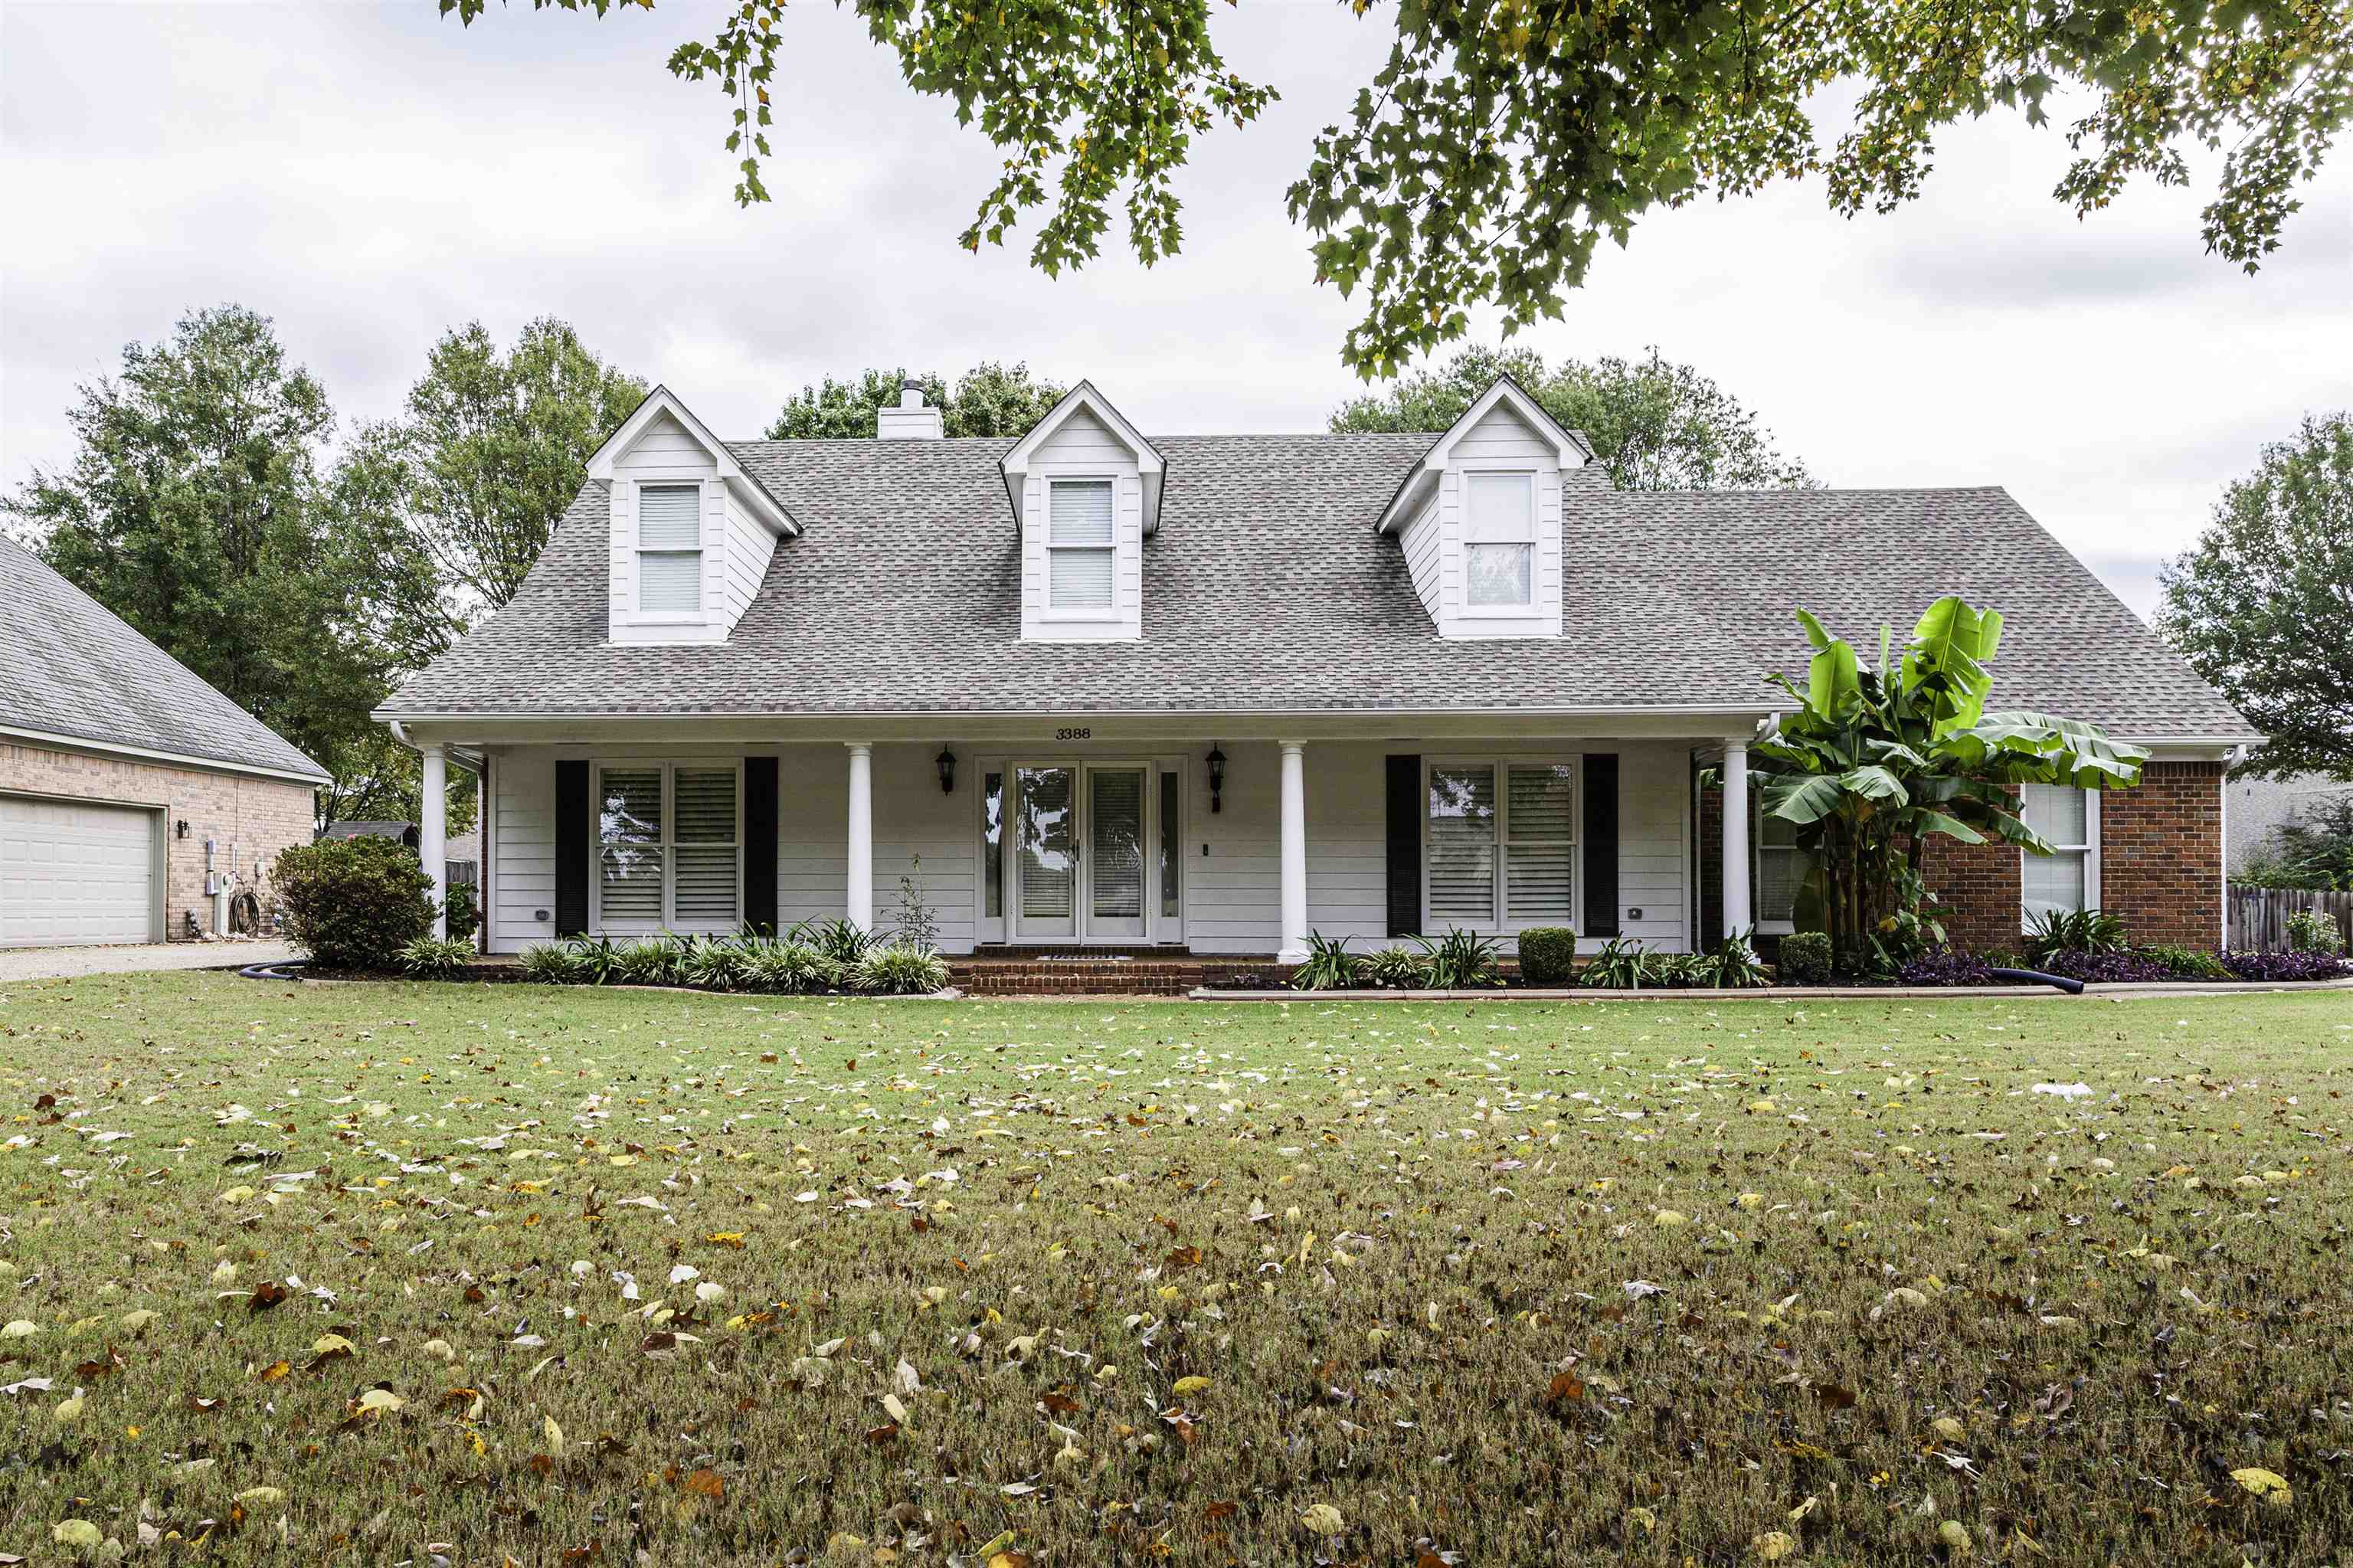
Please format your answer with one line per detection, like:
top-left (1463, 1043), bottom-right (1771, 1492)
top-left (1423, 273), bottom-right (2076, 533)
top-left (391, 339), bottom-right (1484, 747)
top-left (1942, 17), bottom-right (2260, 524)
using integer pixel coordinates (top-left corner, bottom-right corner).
top-left (1030, 407), bottom-right (1133, 466)
top-left (611, 413), bottom-right (716, 476)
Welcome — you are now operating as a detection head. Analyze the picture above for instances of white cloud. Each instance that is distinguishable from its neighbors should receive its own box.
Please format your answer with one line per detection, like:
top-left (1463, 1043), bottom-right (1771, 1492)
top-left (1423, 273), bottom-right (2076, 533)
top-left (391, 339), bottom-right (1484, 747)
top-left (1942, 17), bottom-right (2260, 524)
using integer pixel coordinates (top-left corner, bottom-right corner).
top-left (5, 0), bottom-right (2348, 621)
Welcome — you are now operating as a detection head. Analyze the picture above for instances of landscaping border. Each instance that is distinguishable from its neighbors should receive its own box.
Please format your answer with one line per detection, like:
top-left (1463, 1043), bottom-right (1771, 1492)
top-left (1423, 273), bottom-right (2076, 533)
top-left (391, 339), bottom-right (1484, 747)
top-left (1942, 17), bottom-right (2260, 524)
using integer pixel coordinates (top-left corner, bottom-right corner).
top-left (1192, 977), bottom-right (2353, 1002)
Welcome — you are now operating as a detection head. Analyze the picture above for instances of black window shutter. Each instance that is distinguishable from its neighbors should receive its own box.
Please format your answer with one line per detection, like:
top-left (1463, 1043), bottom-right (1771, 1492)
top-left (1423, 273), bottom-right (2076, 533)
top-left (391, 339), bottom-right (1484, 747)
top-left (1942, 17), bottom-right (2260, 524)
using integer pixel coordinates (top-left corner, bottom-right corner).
top-left (1583, 753), bottom-right (1618, 938)
top-left (1385, 754), bottom-right (1422, 938)
top-left (743, 756), bottom-right (778, 935)
top-left (554, 760), bottom-right (590, 937)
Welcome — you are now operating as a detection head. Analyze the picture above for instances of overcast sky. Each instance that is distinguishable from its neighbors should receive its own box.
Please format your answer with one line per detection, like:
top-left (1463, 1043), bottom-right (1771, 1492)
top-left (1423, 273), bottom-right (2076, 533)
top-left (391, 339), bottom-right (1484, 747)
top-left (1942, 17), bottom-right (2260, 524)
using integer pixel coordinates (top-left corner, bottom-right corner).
top-left (5, 0), bottom-right (2349, 620)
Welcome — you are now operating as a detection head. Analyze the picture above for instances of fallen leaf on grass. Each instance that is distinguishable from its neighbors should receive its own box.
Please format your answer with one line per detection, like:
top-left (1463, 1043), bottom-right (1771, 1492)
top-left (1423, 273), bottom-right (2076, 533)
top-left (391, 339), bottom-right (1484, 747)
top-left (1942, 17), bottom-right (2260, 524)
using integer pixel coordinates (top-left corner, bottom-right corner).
top-left (1300, 1504), bottom-right (1345, 1536)
top-left (1752, 1530), bottom-right (1798, 1560)
top-left (2230, 1468), bottom-right (2291, 1507)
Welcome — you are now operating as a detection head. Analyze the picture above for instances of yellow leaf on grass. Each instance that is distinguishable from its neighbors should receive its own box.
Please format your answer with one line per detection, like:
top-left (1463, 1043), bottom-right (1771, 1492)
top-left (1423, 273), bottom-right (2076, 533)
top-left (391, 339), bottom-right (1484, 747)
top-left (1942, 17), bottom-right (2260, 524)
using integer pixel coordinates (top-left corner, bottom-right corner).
top-left (2, 1320), bottom-right (37, 1339)
top-left (1299, 1504), bottom-right (1345, 1537)
top-left (53, 1521), bottom-right (103, 1547)
top-left (1752, 1530), bottom-right (1798, 1560)
top-left (357, 1389), bottom-right (404, 1413)
top-left (236, 1487), bottom-right (286, 1506)
top-left (1654, 1210), bottom-right (1688, 1227)
top-left (544, 1415), bottom-right (565, 1456)
top-left (2230, 1468), bottom-right (2291, 1507)
top-left (1938, 1521), bottom-right (1972, 1555)
top-left (54, 1393), bottom-right (85, 1423)
top-left (1172, 1377), bottom-right (1212, 1396)
top-left (1931, 1417), bottom-right (1967, 1441)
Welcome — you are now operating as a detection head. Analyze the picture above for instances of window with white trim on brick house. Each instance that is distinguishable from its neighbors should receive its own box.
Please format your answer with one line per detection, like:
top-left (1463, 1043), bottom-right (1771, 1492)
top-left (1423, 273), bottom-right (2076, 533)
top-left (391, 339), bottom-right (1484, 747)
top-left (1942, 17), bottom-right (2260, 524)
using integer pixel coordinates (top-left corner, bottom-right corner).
top-left (2020, 783), bottom-right (2099, 926)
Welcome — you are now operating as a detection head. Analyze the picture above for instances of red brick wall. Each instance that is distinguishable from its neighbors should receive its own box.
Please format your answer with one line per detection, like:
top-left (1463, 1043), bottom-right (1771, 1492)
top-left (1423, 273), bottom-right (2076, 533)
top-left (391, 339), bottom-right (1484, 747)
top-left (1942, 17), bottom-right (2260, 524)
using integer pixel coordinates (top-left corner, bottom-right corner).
top-left (2099, 761), bottom-right (2224, 948)
top-left (1698, 762), bottom-right (2225, 956)
top-left (0, 740), bottom-right (318, 940)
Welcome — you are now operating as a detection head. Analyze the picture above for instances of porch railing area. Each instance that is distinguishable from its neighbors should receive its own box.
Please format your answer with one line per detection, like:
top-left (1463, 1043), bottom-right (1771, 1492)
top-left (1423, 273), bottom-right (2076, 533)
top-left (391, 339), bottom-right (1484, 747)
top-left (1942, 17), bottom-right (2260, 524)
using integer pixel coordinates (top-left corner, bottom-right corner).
top-left (2228, 883), bottom-right (2352, 954)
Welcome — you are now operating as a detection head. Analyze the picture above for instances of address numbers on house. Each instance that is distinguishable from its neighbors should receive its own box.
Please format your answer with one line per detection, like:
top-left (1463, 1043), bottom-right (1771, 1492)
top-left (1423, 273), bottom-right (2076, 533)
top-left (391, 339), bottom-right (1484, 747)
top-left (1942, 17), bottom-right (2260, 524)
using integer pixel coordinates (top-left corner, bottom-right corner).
top-left (1055, 727), bottom-right (1092, 741)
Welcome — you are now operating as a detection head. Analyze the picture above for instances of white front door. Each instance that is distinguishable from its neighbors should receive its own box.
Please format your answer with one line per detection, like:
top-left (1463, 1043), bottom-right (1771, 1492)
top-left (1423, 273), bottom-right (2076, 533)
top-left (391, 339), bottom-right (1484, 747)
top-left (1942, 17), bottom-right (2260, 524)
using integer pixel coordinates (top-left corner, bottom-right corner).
top-left (1009, 763), bottom-right (1153, 944)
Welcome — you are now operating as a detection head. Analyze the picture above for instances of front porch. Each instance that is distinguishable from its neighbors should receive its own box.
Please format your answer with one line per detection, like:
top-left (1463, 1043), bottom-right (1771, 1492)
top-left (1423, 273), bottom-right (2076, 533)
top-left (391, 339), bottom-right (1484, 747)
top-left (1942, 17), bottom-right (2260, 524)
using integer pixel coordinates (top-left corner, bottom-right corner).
top-left (405, 719), bottom-right (1778, 963)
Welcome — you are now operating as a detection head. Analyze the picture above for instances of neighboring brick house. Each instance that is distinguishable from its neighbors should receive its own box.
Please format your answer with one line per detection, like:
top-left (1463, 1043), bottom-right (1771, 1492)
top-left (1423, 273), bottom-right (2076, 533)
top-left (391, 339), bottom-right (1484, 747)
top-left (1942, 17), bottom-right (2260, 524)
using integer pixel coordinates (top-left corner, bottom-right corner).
top-left (1, 537), bottom-right (328, 947)
top-left (374, 377), bottom-right (2260, 962)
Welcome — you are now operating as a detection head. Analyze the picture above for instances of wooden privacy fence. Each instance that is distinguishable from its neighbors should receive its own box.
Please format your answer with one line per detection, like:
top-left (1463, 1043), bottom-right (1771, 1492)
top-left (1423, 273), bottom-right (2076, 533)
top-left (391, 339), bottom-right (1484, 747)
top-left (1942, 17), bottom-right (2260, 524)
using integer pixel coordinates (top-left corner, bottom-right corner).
top-left (2228, 884), bottom-right (2353, 953)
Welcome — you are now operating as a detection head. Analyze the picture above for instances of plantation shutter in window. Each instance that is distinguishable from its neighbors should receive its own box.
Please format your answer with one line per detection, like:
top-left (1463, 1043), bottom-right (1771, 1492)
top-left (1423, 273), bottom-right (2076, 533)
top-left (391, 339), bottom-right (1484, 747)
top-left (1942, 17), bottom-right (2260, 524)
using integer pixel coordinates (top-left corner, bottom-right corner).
top-left (1049, 480), bottom-right (1115, 607)
top-left (1426, 764), bottom-right (1497, 925)
top-left (1386, 755), bottom-right (1422, 938)
top-left (1756, 811), bottom-right (1808, 925)
top-left (1504, 764), bottom-right (1576, 924)
top-left (1582, 753), bottom-right (1618, 937)
top-left (743, 758), bottom-right (777, 935)
top-left (2021, 784), bottom-right (2092, 920)
top-left (597, 768), bottom-right (666, 925)
top-left (672, 768), bottom-right (739, 926)
top-left (637, 484), bottom-right (702, 613)
top-left (555, 760), bottom-right (590, 937)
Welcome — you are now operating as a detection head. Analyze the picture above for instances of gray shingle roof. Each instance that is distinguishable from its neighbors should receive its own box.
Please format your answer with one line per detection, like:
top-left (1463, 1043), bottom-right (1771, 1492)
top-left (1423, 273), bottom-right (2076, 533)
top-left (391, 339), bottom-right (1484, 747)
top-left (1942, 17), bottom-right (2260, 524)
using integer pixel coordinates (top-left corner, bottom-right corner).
top-left (381, 434), bottom-right (2254, 741)
top-left (0, 536), bottom-right (330, 781)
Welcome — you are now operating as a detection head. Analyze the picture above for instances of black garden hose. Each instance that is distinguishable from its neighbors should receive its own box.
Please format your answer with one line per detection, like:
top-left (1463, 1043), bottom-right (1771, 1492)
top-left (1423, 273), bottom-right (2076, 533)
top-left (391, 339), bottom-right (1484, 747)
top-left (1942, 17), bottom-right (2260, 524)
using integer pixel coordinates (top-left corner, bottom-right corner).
top-left (1989, 967), bottom-right (2085, 995)
top-left (237, 960), bottom-right (309, 982)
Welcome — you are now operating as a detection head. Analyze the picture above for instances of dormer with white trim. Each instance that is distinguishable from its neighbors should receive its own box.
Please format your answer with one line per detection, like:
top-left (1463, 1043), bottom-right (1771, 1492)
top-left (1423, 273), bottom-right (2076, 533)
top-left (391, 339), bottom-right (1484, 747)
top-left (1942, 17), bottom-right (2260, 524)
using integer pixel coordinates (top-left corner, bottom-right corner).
top-left (1374, 377), bottom-right (1590, 640)
top-left (586, 387), bottom-right (799, 645)
top-left (998, 381), bottom-right (1164, 642)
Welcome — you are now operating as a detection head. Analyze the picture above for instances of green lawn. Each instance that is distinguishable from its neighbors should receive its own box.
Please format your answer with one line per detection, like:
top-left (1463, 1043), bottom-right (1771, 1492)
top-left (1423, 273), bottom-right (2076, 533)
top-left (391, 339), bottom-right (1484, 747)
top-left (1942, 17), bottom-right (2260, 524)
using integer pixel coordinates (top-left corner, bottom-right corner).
top-left (4, 974), bottom-right (2350, 1565)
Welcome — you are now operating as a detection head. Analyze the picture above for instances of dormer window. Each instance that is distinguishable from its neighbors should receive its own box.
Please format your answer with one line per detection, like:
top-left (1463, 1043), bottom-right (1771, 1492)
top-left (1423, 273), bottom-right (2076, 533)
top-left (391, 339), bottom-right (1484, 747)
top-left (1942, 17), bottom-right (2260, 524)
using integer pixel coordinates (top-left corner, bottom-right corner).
top-left (1373, 377), bottom-right (1590, 640)
top-left (1464, 472), bottom-right (1535, 609)
top-left (999, 381), bottom-right (1165, 643)
top-left (1049, 480), bottom-right (1117, 609)
top-left (636, 483), bottom-right (705, 614)
top-left (583, 385), bottom-right (799, 647)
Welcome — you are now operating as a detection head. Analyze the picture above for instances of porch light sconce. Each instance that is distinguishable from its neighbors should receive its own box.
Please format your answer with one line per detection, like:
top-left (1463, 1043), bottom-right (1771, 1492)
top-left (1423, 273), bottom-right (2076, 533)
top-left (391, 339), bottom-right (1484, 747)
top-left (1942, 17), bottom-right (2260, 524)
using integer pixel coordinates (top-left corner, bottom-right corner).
top-left (937, 748), bottom-right (957, 795)
top-left (1205, 745), bottom-right (1226, 814)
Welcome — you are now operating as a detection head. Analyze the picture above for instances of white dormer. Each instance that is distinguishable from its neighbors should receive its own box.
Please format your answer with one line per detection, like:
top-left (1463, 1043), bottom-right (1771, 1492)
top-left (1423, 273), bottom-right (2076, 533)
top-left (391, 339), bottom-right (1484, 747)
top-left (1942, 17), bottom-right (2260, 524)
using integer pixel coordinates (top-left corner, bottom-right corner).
top-left (1374, 377), bottom-right (1589, 640)
top-left (999, 381), bottom-right (1164, 642)
top-left (585, 387), bottom-right (799, 645)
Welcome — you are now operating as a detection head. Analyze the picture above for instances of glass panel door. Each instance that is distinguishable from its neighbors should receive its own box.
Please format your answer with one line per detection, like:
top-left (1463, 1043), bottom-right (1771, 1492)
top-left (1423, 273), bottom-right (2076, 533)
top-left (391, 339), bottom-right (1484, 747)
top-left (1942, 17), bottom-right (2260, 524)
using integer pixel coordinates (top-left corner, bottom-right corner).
top-left (1013, 767), bottom-right (1077, 939)
top-left (1088, 766), bottom-right (1147, 939)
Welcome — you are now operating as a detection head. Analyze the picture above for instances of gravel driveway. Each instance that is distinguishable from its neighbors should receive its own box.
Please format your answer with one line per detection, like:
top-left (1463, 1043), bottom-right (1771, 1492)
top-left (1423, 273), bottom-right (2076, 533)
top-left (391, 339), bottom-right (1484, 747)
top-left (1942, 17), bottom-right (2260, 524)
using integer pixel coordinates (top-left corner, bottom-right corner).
top-left (0, 940), bottom-right (300, 983)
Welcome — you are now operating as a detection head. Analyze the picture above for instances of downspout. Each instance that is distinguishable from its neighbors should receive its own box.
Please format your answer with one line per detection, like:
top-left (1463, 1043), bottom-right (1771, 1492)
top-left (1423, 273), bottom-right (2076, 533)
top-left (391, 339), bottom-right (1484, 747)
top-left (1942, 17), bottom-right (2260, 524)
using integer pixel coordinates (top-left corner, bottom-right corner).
top-left (2220, 743), bottom-right (2245, 951)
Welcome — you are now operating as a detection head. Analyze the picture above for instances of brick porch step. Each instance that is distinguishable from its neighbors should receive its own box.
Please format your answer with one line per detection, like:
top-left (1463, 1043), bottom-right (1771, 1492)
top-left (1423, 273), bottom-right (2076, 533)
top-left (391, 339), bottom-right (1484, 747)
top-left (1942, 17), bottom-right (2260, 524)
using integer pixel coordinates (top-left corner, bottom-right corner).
top-left (947, 951), bottom-right (1291, 996)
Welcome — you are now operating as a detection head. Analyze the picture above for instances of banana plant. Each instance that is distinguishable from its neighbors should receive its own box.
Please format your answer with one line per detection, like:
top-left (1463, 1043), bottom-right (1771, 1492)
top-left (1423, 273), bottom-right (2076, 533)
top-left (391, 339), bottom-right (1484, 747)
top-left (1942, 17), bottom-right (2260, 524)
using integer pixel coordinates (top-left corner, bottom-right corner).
top-left (1752, 596), bottom-right (2148, 971)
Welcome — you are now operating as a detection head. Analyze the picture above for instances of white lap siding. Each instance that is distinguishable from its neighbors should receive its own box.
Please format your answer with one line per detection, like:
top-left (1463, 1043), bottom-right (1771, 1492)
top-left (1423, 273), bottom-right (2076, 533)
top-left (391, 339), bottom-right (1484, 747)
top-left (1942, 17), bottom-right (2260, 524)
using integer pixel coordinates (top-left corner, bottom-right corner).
top-left (483, 737), bottom-right (1690, 956)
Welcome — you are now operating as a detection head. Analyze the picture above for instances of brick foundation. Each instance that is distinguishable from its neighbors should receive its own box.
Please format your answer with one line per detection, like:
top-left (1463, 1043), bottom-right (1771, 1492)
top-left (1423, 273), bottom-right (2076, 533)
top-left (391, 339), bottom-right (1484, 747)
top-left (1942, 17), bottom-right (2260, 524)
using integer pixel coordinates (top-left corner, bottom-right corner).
top-left (1699, 761), bottom-right (2226, 956)
top-left (0, 740), bottom-right (318, 940)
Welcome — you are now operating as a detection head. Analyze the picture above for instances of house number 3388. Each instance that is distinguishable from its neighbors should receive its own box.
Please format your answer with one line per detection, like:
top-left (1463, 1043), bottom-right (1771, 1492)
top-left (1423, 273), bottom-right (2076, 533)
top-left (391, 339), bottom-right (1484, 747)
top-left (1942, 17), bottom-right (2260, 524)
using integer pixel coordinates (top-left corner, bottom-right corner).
top-left (1055, 726), bottom-right (1092, 741)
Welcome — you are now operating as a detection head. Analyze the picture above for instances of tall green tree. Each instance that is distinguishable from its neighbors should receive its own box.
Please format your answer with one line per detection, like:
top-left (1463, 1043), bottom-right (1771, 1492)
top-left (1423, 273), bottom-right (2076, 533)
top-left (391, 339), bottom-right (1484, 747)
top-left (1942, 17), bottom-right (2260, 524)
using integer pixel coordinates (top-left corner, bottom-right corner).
top-left (765, 362), bottom-right (1066, 440)
top-left (1330, 345), bottom-right (1812, 490)
top-left (2159, 412), bottom-right (2353, 781)
top-left (2, 305), bottom-right (399, 798)
top-left (441, 0), bottom-right (2349, 372)
top-left (341, 319), bottom-right (646, 657)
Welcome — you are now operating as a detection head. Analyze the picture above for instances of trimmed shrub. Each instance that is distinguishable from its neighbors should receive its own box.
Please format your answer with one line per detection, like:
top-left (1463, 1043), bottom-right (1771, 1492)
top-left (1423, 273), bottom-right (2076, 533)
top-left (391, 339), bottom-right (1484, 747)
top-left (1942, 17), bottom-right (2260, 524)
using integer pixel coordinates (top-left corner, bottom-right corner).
top-left (2284, 910), bottom-right (2345, 955)
top-left (273, 836), bottom-right (437, 970)
top-left (859, 943), bottom-right (950, 995)
top-left (398, 935), bottom-right (473, 978)
top-left (1775, 931), bottom-right (1832, 984)
top-left (1516, 927), bottom-right (1578, 986)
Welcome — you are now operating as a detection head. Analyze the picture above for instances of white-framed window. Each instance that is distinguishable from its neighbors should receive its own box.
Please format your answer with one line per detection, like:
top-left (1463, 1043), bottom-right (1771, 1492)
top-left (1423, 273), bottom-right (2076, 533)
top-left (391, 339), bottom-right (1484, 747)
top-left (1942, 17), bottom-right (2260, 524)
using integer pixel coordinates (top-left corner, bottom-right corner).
top-left (1424, 758), bottom-right (1577, 931)
top-left (593, 761), bottom-right (741, 931)
top-left (2020, 783), bottom-right (2099, 927)
top-left (1754, 807), bottom-right (1811, 934)
top-left (1047, 478), bottom-right (1116, 611)
top-left (1464, 471), bottom-right (1535, 609)
top-left (636, 483), bottom-right (704, 614)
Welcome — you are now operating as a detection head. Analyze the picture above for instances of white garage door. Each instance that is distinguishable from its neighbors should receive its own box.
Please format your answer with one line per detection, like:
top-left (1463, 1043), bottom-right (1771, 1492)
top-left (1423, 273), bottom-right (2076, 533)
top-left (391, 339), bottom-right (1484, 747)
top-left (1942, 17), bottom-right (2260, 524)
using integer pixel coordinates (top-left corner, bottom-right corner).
top-left (0, 794), bottom-right (159, 948)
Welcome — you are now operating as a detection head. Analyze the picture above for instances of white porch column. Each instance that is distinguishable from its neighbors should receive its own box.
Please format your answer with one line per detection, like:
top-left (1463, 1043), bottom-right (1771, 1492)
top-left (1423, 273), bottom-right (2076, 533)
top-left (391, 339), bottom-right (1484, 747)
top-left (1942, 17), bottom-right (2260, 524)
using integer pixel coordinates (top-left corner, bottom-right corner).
top-left (420, 741), bottom-right (449, 939)
top-left (1278, 740), bottom-right (1309, 963)
top-left (845, 742), bottom-right (875, 932)
top-left (1720, 737), bottom-right (1751, 938)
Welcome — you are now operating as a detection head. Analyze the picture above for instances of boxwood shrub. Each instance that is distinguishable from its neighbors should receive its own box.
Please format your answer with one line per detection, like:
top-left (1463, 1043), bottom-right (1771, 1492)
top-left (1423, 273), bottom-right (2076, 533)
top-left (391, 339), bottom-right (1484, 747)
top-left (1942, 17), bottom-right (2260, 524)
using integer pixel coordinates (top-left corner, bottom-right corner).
top-left (273, 836), bottom-right (437, 971)
top-left (1516, 926), bottom-right (1579, 986)
top-left (1775, 931), bottom-right (1832, 984)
